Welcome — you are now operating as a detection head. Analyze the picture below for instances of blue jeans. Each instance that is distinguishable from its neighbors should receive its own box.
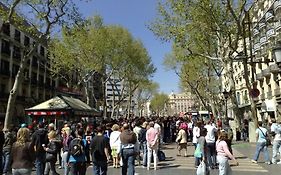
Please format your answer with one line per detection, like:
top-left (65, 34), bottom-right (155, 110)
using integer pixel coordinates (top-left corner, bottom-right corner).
top-left (62, 151), bottom-right (70, 175)
top-left (272, 140), bottom-right (281, 163)
top-left (121, 148), bottom-right (135, 175)
top-left (12, 168), bottom-right (32, 175)
top-left (93, 163), bottom-right (107, 175)
top-left (2, 150), bottom-right (11, 174)
top-left (141, 142), bottom-right (147, 166)
top-left (35, 153), bottom-right (46, 175)
top-left (206, 142), bottom-right (216, 167)
top-left (217, 155), bottom-right (232, 175)
top-left (253, 142), bottom-right (270, 162)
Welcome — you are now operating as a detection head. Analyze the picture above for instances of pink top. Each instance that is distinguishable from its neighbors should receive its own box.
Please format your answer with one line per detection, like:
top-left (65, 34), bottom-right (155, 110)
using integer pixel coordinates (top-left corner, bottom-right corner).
top-left (146, 128), bottom-right (158, 146)
top-left (216, 140), bottom-right (235, 160)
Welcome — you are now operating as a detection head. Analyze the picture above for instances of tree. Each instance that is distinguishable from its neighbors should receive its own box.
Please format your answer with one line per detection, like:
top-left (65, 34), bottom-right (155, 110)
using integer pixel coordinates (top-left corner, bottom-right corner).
top-left (150, 0), bottom-right (257, 126)
top-left (150, 93), bottom-right (169, 116)
top-left (135, 81), bottom-right (159, 117)
top-left (1, 0), bottom-right (87, 130)
top-left (50, 16), bottom-right (156, 119)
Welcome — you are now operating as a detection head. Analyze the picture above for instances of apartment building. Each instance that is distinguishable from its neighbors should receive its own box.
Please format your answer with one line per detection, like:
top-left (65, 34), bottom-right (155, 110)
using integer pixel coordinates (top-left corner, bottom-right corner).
top-left (0, 18), bottom-right (57, 122)
top-left (222, 0), bottom-right (281, 122)
top-left (168, 92), bottom-right (195, 116)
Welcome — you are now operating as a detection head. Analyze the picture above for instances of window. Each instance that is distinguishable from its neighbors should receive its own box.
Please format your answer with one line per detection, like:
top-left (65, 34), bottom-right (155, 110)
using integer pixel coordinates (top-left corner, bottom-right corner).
top-left (13, 46), bottom-right (21, 60)
top-left (40, 46), bottom-right (45, 56)
top-left (2, 23), bottom-right (10, 36)
top-left (24, 36), bottom-right (30, 46)
top-left (236, 92), bottom-right (241, 105)
top-left (1, 39), bottom-right (10, 55)
top-left (0, 60), bottom-right (9, 75)
top-left (12, 64), bottom-right (19, 77)
top-left (32, 56), bottom-right (38, 67)
top-left (14, 29), bottom-right (21, 42)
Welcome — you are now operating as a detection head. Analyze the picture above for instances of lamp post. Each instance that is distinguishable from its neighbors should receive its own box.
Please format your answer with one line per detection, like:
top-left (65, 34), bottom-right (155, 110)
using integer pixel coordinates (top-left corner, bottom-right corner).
top-left (272, 41), bottom-right (281, 65)
top-left (222, 89), bottom-right (232, 121)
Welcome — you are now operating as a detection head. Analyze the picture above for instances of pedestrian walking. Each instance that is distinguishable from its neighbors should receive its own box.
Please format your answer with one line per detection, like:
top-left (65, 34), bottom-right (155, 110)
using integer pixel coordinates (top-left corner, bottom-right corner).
top-left (109, 124), bottom-right (121, 168)
top-left (3, 126), bottom-right (16, 175)
top-left (146, 122), bottom-right (159, 170)
top-left (91, 126), bottom-right (111, 175)
top-left (61, 126), bottom-right (73, 175)
top-left (11, 128), bottom-right (35, 175)
top-left (176, 123), bottom-right (188, 157)
top-left (31, 122), bottom-right (48, 175)
top-left (204, 120), bottom-right (217, 169)
top-left (44, 130), bottom-right (59, 175)
top-left (67, 128), bottom-right (87, 175)
top-left (194, 128), bottom-right (207, 167)
top-left (271, 118), bottom-right (281, 164)
top-left (216, 131), bottom-right (238, 175)
top-left (119, 123), bottom-right (139, 175)
top-left (139, 122), bottom-right (148, 168)
top-left (251, 121), bottom-right (271, 164)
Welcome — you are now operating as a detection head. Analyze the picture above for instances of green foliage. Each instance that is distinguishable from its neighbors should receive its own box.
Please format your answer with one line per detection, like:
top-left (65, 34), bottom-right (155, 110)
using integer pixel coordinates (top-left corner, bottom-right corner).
top-left (150, 0), bottom-right (252, 112)
top-left (49, 16), bottom-right (156, 111)
top-left (150, 93), bottom-right (169, 115)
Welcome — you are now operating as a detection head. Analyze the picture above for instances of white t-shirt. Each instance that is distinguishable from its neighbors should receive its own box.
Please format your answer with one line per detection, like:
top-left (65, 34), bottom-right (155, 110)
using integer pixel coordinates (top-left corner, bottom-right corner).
top-left (271, 123), bottom-right (281, 140)
top-left (192, 126), bottom-right (200, 143)
top-left (204, 124), bottom-right (217, 143)
top-left (109, 131), bottom-right (121, 148)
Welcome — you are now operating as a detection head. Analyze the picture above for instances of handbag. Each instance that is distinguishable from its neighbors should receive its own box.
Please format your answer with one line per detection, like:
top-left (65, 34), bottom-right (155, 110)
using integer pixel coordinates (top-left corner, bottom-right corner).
top-left (194, 143), bottom-right (202, 158)
top-left (258, 127), bottom-right (271, 146)
top-left (46, 152), bottom-right (55, 162)
top-left (196, 161), bottom-right (209, 175)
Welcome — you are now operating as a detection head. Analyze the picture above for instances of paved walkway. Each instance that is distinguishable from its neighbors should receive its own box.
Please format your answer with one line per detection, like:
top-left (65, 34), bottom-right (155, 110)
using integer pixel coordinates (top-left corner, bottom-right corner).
top-left (33, 142), bottom-right (281, 174)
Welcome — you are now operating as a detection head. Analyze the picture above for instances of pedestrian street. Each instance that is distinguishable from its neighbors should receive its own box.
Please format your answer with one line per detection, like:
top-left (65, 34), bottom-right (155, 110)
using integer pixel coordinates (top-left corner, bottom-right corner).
top-left (106, 143), bottom-right (270, 175)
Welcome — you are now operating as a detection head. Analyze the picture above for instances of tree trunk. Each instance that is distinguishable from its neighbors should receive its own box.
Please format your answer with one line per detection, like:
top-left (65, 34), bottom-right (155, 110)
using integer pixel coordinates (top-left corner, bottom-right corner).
top-left (4, 43), bottom-right (38, 130)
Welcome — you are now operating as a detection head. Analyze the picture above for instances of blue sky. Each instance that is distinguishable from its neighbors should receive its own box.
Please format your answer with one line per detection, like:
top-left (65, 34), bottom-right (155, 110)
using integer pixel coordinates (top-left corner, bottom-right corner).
top-left (76, 0), bottom-right (179, 94)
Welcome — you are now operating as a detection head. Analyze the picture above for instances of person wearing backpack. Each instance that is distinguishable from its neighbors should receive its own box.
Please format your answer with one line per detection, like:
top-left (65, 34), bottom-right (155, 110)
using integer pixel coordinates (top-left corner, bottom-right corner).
top-left (67, 128), bottom-right (87, 175)
top-left (31, 122), bottom-right (48, 175)
top-left (91, 126), bottom-right (111, 175)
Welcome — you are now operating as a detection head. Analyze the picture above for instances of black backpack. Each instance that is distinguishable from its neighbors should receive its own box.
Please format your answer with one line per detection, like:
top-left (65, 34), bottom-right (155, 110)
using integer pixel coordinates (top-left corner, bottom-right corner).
top-left (70, 138), bottom-right (84, 156)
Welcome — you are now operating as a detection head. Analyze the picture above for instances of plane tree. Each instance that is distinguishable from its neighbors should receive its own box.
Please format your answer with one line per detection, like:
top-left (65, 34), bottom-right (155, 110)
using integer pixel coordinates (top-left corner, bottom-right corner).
top-left (1, 0), bottom-right (88, 130)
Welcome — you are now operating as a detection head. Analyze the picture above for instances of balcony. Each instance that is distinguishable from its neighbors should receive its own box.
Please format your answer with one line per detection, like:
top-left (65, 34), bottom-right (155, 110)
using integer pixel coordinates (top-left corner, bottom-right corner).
top-left (274, 0), bottom-right (281, 12)
top-left (262, 68), bottom-right (271, 77)
top-left (253, 28), bottom-right (259, 36)
top-left (275, 20), bottom-right (281, 32)
top-left (256, 72), bottom-right (264, 81)
top-left (275, 88), bottom-right (281, 96)
top-left (270, 64), bottom-right (281, 73)
top-left (260, 93), bottom-right (265, 100)
top-left (267, 91), bottom-right (273, 99)
top-left (254, 42), bottom-right (261, 52)
top-left (265, 11), bottom-right (274, 21)
top-left (260, 36), bottom-right (267, 46)
top-left (266, 28), bottom-right (275, 39)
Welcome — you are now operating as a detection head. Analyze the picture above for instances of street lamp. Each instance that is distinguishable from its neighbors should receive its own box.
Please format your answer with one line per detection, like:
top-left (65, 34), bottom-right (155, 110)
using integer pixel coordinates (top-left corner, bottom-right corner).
top-left (222, 89), bottom-right (232, 121)
top-left (272, 41), bottom-right (281, 65)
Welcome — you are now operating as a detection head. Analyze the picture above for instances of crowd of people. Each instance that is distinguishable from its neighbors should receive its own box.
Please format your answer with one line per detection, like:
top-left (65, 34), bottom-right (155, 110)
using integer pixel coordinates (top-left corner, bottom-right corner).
top-left (0, 115), bottom-right (280, 175)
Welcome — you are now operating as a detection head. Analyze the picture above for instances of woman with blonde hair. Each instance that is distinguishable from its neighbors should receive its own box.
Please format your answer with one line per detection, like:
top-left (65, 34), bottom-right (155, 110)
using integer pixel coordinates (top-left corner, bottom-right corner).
top-left (11, 128), bottom-right (35, 175)
top-left (61, 127), bottom-right (72, 175)
top-left (216, 131), bottom-right (238, 175)
top-left (43, 131), bottom-right (59, 175)
top-left (110, 124), bottom-right (121, 168)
